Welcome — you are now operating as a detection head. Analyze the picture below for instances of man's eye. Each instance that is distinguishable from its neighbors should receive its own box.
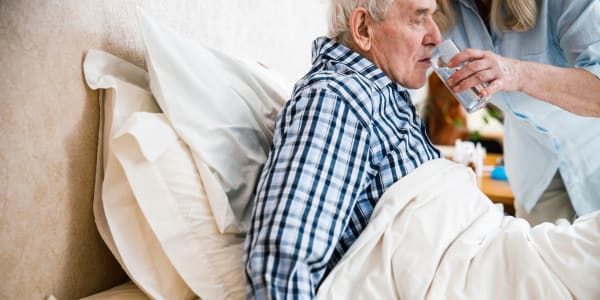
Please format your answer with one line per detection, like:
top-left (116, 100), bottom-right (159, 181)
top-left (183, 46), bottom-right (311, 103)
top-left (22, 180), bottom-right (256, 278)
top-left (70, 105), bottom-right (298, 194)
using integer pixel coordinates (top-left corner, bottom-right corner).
top-left (411, 17), bottom-right (426, 25)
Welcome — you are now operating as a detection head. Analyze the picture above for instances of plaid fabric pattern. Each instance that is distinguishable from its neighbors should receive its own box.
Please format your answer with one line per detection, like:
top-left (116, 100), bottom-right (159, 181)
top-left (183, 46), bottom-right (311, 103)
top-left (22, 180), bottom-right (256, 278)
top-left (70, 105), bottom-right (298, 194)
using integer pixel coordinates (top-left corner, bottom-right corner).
top-left (244, 36), bottom-right (441, 299)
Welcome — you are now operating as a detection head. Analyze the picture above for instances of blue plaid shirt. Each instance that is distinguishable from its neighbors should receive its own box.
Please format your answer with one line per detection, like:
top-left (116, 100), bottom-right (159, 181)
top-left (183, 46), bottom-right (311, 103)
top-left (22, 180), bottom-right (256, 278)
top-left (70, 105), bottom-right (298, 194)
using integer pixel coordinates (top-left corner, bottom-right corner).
top-left (244, 36), bottom-right (441, 299)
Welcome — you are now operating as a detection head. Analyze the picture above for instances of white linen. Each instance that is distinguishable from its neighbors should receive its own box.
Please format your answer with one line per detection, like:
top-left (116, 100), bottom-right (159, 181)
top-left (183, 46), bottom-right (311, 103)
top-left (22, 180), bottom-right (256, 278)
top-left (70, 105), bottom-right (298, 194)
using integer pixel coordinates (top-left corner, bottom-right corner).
top-left (317, 159), bottom-right (600, 300)
top-left (138, 8), bottom-right (291, 234)
top-left (112, 112), bottom-right (246, 300)
top-left (84, 49), bottom-right (160, 264)
top-left (84, 50), bottom-right (195, 300)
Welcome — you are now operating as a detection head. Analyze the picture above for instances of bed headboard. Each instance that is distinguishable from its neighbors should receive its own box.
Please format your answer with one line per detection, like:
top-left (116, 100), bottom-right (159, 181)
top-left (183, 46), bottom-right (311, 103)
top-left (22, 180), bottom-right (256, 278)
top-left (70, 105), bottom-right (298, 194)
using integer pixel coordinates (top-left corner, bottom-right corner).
top-left (0, 1), bottom-right (327, 298)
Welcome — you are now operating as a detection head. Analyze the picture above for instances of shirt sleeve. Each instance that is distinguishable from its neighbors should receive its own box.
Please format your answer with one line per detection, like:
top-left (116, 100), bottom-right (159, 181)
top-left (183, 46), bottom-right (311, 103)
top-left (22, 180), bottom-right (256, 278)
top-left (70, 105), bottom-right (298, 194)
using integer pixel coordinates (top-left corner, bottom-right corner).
top-left (554, 0), bottom-right (600, 78)
top-left (244, 87), bottom-right (371, 299)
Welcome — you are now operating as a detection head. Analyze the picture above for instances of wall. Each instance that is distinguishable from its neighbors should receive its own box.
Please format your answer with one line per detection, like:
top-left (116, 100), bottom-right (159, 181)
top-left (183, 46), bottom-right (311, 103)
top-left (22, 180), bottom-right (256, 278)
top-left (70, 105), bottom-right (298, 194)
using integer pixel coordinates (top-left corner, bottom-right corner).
top-left (0, 1), bottom-right (327, 299)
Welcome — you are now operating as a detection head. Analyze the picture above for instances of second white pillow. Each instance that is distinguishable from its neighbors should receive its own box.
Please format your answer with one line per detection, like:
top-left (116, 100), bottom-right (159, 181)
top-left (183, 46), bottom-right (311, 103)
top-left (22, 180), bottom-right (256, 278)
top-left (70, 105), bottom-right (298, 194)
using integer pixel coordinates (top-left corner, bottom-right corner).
top-left (138, 8), bottom-right (292, 234)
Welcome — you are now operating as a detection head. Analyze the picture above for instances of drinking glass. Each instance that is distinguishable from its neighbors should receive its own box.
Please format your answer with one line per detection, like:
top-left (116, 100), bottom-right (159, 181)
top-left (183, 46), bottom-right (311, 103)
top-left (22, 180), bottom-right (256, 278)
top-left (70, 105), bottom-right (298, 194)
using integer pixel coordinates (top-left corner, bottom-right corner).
top-left (431, 39), bottom-right (491, 113)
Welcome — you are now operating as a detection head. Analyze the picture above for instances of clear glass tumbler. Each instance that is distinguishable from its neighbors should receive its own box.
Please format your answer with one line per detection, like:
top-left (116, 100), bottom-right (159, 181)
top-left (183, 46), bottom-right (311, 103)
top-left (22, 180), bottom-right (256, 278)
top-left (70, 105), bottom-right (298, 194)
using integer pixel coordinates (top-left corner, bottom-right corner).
top-left (431, 39), bottom-right (491, 113)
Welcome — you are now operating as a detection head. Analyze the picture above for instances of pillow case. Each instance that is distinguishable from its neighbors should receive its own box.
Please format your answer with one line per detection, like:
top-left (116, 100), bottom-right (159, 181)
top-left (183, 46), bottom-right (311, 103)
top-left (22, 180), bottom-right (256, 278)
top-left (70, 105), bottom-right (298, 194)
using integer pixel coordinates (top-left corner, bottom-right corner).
top-left (138, 8), bottom-right (292, 233)
top-left (83, 50), bottom-right (195, 300)
top-left (84, 49), bottom-right (159, 261)
top-left (112, 112), bottom-right (246, 300)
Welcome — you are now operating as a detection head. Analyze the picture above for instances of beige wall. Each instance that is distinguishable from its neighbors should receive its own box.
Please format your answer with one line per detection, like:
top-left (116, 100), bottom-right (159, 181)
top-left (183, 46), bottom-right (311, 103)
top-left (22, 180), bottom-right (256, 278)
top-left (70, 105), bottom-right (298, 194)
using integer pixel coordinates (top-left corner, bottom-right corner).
top-left (1, 1), bottom-right (125, 299)
top-left (0, 1), bottom-right (326, 299)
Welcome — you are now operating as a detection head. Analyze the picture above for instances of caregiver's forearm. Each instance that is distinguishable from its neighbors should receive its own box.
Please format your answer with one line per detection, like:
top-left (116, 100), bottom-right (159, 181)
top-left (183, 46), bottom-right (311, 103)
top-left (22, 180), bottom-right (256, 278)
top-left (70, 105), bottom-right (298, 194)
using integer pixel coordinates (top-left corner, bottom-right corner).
top-left (517, 60), bottom-right (600, 117)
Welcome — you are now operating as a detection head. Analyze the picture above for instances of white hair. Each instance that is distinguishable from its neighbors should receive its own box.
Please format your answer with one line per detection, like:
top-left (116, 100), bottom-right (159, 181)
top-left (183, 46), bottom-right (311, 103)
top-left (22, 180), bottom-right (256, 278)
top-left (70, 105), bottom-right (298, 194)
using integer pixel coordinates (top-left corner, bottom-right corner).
top-left (328, 0), bottom-right (395, 45)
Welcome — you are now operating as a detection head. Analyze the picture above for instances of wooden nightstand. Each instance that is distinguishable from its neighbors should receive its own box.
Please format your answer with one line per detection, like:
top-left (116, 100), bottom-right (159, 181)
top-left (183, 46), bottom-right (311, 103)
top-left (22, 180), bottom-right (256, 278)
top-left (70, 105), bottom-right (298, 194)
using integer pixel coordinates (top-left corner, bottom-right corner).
top-left (479, 153), bottom-right (514, 215)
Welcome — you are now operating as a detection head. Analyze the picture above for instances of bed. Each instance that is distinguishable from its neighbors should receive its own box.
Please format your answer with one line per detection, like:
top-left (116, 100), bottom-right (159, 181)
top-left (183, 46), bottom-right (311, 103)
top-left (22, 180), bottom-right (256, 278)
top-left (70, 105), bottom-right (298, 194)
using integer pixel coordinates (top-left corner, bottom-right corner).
top-left (3, 1), bottom-right (599, 300)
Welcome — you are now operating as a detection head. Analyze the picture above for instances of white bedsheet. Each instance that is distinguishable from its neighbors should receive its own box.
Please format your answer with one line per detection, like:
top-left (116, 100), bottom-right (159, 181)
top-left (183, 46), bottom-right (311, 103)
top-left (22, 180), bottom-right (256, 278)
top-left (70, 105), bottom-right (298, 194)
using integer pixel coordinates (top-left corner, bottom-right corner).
top-left (317, 158), bottom-right (600, 300)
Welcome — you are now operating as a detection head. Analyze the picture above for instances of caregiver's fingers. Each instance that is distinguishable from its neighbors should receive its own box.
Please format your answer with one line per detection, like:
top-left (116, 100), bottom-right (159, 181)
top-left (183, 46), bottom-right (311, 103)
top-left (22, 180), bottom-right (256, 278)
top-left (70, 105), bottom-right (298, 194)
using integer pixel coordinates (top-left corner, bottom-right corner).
top-left (450, 69), bottom-right (497, 94)
top-left (479, 79), bottom-right (505, 98)
top-left (447, 58), bottom-right (493, 87)
top-left (446, 50), bottom-right (524, 97)
top-left (447, 48), bottom-right (487, 68)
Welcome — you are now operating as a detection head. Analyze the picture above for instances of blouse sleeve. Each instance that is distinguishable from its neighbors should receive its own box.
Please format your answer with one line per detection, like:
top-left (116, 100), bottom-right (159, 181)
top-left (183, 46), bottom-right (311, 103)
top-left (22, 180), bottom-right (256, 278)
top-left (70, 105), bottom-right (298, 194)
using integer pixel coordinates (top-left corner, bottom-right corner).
top-left (553, 0), bottom-right (600, 78)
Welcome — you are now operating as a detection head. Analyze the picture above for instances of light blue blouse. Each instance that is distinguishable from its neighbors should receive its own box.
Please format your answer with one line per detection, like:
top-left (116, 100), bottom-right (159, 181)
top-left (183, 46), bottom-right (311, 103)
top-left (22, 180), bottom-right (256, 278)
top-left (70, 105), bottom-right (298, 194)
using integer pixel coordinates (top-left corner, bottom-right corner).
top-left (444, 0), bottom-right (600, 216)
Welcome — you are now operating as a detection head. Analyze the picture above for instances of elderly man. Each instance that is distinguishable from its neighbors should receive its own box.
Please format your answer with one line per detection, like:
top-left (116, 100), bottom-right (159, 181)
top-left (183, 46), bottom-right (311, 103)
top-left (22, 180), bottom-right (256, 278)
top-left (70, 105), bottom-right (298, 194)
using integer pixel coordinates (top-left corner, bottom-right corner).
top-left (244, 0), bottom-right (441, 298)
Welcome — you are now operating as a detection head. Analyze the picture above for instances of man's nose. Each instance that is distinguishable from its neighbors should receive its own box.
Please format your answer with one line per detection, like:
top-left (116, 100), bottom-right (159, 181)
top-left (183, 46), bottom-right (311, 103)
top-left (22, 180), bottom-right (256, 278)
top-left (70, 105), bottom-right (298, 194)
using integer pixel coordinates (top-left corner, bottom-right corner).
top-left (425, 17), bottom-right (442, 47)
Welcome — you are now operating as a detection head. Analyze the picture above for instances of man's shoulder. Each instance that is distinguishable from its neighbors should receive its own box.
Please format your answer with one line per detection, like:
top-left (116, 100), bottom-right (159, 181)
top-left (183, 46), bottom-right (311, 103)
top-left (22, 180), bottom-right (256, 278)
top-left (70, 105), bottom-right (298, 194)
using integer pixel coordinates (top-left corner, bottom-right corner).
top-left (289, 68), bottom-right (376, 127)
top-left (294, 67), bottom-right (377, 105)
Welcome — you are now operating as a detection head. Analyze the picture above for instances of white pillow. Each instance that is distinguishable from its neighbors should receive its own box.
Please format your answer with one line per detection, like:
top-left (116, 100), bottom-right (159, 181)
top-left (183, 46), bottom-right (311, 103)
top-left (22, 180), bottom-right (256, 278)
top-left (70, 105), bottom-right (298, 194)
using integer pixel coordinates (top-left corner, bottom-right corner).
top-left (138, 8), bottom-right (292, 233)
top-left (112, 112), bottom-right (246, 300)
top-left (84, 49), bottom-right (159, 262)
top-left (83, 50), bottom-right (195, 300)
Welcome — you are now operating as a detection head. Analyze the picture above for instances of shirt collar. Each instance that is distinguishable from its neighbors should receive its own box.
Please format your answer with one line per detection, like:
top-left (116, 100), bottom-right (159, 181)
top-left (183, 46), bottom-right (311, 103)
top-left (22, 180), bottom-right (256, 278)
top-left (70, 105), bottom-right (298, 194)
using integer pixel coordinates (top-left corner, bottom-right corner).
top-left (457, 0), bottom-right (477, 9)
top-left (456, 0), bottom-right (485, 18)
top-left (311, 36), bottom-right (406, 92)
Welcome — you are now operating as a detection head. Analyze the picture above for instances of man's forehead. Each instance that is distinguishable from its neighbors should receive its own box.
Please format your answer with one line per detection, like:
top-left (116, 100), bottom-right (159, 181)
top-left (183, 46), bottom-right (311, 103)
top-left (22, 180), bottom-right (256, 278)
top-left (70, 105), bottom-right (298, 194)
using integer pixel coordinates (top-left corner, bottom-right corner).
top-left (396, 0), bottom-right (437, 14)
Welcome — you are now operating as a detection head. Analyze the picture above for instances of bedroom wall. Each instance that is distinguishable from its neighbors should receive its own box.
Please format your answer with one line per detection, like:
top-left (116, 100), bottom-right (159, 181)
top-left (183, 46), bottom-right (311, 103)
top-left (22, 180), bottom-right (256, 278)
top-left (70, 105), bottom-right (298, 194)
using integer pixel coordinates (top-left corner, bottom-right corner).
top-left (0, 1), bottom-right (327, 299)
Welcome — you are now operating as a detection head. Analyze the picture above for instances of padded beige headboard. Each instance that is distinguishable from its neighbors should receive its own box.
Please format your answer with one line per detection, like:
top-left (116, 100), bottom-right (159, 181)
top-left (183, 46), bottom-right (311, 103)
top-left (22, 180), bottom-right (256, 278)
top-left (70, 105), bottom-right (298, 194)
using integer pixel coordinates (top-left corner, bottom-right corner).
top-left (0, 1), bottom-right (326, 298)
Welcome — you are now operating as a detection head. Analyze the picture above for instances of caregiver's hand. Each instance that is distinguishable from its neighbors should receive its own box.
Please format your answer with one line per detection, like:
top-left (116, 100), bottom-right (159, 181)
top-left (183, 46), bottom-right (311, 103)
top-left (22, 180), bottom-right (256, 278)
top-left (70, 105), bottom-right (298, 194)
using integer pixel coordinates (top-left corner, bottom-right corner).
top-left (445, 48), bottom-right (523, 99)
top-left (443, 48), bottom-right (600, 117)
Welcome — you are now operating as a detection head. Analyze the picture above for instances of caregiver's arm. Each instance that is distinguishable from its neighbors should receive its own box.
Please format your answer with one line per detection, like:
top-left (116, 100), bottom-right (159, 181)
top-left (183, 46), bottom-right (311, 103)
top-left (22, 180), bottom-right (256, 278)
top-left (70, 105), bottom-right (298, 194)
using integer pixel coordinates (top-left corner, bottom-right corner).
top-left (445, 49), bottom-right (600, 117)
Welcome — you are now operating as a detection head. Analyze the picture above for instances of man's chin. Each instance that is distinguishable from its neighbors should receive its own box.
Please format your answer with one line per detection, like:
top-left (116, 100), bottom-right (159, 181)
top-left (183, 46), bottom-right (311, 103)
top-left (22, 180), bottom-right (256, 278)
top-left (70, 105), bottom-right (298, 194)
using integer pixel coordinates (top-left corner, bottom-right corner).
top-left (403, 77), bottom-right (428, 89)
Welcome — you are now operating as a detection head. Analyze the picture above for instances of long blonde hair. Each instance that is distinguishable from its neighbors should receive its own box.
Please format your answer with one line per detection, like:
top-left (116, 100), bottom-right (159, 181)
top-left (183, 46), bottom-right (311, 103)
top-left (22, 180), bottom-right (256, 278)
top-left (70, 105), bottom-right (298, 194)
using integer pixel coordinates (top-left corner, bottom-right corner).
top-left (434, 0), bottom-right (538, 33)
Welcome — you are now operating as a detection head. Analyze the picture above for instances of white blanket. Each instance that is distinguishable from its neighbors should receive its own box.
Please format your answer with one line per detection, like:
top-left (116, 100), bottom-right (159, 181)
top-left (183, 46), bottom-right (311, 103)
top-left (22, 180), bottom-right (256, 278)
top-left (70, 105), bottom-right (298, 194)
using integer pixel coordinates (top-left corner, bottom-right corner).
top-left (317, 159), bottom-right (600, 300)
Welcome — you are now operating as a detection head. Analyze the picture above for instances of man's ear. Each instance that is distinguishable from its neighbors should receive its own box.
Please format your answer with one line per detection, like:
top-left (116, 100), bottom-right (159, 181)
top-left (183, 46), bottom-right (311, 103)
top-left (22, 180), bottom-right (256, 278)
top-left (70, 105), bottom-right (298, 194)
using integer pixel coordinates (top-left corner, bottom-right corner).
top-left (349, 8), bottom-right (374, 51)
